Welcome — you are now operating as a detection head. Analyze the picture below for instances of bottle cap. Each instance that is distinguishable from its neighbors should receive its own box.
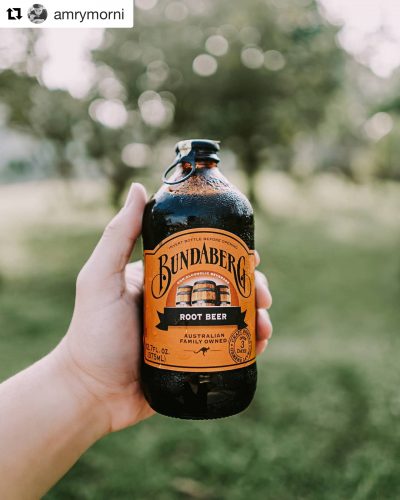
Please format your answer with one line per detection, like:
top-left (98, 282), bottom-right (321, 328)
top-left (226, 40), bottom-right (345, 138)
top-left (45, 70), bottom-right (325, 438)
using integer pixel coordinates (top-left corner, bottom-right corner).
top-left (163, 139), bottom-right (220, 185)
top-left (175, 139), bottom-right (220, 157)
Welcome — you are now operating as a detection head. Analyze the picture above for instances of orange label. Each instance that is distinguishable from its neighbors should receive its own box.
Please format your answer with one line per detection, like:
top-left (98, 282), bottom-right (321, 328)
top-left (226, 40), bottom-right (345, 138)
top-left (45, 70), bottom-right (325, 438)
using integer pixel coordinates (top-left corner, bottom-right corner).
top-left (143, 228), bottom-right (256, 372)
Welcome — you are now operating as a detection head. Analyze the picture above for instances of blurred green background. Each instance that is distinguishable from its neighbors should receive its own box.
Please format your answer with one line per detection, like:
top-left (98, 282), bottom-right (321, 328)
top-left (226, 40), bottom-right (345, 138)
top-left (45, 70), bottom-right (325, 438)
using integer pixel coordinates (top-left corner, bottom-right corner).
top-left (1, 0), bottom-right (400, 498)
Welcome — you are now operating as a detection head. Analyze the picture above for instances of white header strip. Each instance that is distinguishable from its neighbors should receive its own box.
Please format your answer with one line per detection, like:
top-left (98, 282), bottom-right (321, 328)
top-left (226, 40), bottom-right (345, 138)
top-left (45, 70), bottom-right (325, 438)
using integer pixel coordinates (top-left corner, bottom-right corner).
top-left (0, 0), bottom-right (134, 28)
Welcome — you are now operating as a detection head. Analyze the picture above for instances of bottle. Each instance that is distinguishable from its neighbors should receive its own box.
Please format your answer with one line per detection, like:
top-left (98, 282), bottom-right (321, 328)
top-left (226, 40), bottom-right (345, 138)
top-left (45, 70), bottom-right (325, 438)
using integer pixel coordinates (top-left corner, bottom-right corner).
top-left (142, 139), bottom-right (256, 419)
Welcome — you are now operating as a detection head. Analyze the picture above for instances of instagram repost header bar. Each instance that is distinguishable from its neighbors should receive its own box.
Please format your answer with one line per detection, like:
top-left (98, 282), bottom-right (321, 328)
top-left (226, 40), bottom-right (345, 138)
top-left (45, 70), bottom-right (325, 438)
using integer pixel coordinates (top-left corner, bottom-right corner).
top-left (0, 0), bottom-right (134, 28)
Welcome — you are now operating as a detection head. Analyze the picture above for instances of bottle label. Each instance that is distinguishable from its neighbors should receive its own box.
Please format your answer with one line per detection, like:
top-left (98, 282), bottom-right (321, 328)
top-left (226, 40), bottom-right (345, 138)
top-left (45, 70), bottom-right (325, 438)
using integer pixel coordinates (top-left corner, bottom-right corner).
top-left (143, 228), bottom-right (256, 372)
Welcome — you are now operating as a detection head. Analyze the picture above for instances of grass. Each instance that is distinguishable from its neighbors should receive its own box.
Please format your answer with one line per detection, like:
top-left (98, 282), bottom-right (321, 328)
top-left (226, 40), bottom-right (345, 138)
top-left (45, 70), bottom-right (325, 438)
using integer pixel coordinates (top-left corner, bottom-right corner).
top-left (1, 177), bottom-right (400, 499)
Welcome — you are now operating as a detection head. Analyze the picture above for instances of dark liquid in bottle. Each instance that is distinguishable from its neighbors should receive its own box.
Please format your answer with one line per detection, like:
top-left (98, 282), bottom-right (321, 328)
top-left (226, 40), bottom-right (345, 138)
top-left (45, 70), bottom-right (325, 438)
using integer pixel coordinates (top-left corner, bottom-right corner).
top-left (141, 159), bottom-right (256, 420)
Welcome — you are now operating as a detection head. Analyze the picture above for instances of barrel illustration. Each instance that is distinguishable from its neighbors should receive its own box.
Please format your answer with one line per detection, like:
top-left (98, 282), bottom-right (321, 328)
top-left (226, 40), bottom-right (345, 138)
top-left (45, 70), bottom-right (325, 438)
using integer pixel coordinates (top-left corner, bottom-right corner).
top-left (175, 285), bottom-right (193, 307)
top-left (217, 285), bottom-right (231, 306)
top-left (191, 280), bottom-right (217, 307)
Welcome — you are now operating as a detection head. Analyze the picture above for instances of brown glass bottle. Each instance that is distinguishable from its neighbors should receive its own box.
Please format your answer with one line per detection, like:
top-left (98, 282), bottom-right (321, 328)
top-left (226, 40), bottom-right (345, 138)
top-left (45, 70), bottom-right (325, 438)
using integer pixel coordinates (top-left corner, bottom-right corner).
top-left (141, 139), bottom-right (256, 419)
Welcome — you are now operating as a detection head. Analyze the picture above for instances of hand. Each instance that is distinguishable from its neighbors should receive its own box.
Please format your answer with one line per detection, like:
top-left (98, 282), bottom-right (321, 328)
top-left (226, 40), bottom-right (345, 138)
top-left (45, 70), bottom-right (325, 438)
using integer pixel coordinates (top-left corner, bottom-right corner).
top-left (56, 183), bottom-right (273, 433)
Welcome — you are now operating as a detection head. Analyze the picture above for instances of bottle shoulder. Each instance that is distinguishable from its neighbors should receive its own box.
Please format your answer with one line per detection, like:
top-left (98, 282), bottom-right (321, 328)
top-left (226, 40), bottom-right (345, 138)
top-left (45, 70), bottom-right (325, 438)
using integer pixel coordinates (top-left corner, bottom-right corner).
top-left (142, 168), bottom-right (254, 250)
top-left (148, 171), bottom-right (253, 217)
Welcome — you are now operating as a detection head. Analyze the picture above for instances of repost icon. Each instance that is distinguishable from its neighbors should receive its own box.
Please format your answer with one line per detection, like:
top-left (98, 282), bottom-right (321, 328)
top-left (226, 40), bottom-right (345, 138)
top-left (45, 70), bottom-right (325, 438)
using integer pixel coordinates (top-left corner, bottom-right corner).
top-left (7, 7), bottom-right (22, 20)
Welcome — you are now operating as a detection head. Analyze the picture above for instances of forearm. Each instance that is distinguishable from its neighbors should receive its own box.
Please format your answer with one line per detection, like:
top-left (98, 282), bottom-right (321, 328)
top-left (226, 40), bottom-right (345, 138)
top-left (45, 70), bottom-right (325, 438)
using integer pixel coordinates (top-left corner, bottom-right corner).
top-left (0, 346), bottom-right (109, 500)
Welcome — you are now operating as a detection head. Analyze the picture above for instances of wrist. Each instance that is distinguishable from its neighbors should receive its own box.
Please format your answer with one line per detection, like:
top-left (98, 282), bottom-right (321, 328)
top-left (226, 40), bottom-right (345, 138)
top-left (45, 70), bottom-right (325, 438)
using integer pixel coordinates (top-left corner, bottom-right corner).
top-left (0, 344), bottom-right (112, 498)
top-left (48, 343), bottom-right (112, 440)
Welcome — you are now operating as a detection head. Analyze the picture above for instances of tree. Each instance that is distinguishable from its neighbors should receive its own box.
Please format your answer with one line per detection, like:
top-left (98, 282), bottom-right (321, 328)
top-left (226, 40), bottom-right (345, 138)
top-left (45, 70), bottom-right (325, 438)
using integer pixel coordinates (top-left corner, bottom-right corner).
top-left (92, 0), bottom-right (344, 204)
top-left (0, 70), bottom-right (85, 179)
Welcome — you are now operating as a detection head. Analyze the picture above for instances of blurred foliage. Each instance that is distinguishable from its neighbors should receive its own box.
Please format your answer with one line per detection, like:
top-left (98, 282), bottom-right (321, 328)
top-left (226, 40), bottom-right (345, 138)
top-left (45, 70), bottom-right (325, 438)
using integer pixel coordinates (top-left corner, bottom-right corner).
top-left (0, 0), bottom-right (341, 205)
top-left (0, 69), bottom-right (87, 179)
top-left (0, 0), bottom-right (399, 203)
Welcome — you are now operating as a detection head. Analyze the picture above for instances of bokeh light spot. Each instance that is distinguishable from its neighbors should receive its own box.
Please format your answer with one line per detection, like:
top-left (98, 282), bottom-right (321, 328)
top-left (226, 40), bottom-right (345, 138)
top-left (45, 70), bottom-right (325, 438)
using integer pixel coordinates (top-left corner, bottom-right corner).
top-left (122, 143), bottom-right (151, 168)
top-left (192, 54), bottom-right (218, 76)
top-left (146, 60), bottom-right (169, 84)
top-left (136, 0), bottom-right (158, 10)
top-left (264, 50), bottom-right (286, 71)
top-left (205, 35), bottom-right (229, 56)
top-left (364, 112), bottom-right (393, 141)
top-left (89, 99), bottom-right (128, 129)
top-left (241, 47), bottom-right (264, 69)
top-left (165, 2), bottom-right (188, 21)
top-left (98, 76), bottom-right (125, 99)
top-left (138, 91), bottom-right (174, 127)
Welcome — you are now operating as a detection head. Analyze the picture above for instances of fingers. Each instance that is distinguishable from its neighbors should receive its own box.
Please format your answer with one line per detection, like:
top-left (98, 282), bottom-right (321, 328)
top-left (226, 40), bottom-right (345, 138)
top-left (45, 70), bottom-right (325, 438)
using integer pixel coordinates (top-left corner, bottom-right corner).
top-left (256, 309), bottom-right (272, 355)
top-left (256, 339), bottom-right (269, 355)
top-left (256, 308), bottom-right (272, 341)
top-left (256, 270), bottom-right (272, 309)
top-left (254, 261), bottom-right (273, 356)
top-left (125, 261), bottom-right (144, 295)
top-left (84, 184), bottom-right (147, 279)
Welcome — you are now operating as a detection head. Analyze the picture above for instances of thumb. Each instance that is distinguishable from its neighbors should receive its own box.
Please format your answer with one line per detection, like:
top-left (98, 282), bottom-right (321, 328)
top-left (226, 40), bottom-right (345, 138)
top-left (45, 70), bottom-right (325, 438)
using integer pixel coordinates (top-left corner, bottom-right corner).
top-left (85, 183), bottom-right (147, 279)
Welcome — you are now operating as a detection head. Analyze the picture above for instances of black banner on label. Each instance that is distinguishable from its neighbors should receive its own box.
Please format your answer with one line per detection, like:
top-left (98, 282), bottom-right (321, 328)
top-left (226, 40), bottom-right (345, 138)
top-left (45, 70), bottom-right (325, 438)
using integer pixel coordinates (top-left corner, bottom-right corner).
top-left (156, 306), bottom-right (247, 331)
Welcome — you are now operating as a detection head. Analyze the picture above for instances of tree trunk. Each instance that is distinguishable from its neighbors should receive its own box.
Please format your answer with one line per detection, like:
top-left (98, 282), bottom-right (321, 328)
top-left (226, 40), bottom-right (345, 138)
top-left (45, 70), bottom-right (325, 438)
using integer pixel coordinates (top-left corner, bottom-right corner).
top-left (110, 175), bottom-right (127, 210)
top-left (247, 168), bottom-right (258, 207)
top-left (240, 150), bottom-right (259, 209)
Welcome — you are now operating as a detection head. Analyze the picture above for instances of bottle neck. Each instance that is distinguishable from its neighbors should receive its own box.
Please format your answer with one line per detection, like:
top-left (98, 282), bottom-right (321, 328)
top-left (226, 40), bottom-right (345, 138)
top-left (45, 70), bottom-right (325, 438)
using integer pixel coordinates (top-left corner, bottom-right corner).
top-left (162, 159), bottom-right (231, 195)
top-left (181, 160), bottom-right (219, 171)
